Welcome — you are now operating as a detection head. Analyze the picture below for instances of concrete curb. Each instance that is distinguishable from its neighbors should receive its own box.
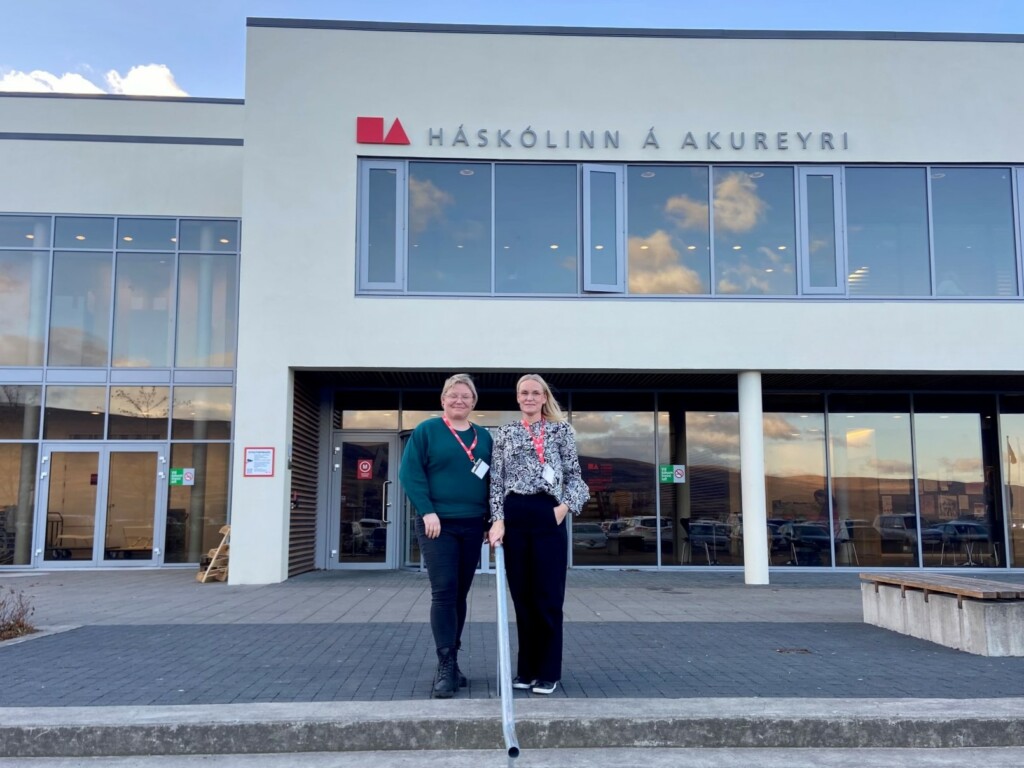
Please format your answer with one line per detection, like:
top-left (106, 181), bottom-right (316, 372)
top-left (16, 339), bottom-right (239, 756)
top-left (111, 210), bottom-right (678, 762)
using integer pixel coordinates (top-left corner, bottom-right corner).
top-left (3, 698), bottom-right (1024, 757)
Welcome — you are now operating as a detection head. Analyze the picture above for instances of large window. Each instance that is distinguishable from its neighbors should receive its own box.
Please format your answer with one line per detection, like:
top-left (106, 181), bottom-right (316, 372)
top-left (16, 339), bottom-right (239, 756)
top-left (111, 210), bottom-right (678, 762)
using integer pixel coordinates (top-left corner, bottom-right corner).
top-left (360, 160), bottom-right (1024, 300)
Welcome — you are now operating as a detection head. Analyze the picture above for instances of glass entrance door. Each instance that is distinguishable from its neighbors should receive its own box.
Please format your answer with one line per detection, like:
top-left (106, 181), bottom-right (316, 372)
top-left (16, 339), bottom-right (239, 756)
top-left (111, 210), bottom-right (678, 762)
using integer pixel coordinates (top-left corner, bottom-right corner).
top-left (329, 433), bottom-right (399, 568)
top-left (36, 444), bottom-right (167, 566)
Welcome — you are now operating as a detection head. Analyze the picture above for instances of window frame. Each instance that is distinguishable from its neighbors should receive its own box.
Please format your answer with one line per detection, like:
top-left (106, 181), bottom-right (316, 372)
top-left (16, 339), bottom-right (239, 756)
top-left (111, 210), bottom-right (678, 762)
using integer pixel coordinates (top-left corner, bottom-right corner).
top-left (357, 160), bottom-right (406, 292)
top-left (582, 163), bottom-right (626, 293)
top-left (798, 166), bottom-right (846, 295)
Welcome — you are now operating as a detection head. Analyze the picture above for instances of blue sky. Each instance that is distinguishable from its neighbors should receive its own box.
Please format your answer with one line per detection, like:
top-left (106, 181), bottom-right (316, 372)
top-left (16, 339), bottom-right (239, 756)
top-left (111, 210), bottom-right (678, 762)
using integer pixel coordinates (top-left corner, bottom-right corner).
top-left (1, 0), bottom-right (1022, 98)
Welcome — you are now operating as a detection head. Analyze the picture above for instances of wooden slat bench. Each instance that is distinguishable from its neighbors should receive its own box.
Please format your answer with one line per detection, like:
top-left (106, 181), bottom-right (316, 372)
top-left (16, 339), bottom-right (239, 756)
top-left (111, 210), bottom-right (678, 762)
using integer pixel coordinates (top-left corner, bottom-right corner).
top-left (860, 572), bottom-right (1024, 657)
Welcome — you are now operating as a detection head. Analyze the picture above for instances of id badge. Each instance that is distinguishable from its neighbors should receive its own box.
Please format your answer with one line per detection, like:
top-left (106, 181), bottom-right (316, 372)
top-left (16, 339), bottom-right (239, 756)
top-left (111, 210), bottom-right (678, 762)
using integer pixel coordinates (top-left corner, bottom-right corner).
top-left (542, 464), bottom-right (556, 484)
top-left (471, 459), bottom-right (489, 479)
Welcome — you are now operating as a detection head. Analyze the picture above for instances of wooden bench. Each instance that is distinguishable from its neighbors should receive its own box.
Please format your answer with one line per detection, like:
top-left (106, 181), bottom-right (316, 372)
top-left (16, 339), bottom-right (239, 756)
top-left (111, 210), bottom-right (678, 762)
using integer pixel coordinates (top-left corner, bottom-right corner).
top-left (860, 572), bottom-right (1024, 657)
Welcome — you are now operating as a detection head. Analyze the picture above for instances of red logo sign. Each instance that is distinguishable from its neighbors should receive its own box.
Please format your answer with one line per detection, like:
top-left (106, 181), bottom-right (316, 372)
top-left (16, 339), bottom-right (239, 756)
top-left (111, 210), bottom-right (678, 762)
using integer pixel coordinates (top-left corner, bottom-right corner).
top-left (356, 116), bottom-right (410, 145)
top-left (356, 459), bottom-right (373, 480)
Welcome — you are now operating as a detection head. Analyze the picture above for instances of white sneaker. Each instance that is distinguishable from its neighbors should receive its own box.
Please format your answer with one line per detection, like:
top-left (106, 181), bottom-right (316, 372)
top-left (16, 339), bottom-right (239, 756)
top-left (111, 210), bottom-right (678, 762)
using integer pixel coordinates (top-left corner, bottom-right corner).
top-left (531, 680), bottom-right (558, 695)
top-left (512, 676), bottom-right (537, 690)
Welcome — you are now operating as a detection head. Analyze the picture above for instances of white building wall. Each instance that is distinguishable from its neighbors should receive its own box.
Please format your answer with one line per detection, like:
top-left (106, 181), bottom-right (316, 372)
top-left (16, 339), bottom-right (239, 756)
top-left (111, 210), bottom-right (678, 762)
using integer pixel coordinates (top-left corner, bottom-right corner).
top-left (231, 24), bottom-right (1024, 582)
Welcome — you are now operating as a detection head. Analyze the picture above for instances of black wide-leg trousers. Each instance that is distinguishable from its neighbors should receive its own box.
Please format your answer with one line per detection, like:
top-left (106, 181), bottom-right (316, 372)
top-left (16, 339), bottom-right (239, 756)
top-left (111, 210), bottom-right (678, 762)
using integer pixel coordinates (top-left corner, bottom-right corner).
top-left (502, 492), bottom-right (568, 683)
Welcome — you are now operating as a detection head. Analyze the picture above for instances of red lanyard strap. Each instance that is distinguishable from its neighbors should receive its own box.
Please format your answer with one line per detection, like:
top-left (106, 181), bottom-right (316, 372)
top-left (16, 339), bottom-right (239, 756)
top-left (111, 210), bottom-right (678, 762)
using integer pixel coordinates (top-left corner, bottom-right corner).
top-left (442, 416), bottom-right (478, 461)
top-left (522, 417), bottom-right (545, 464)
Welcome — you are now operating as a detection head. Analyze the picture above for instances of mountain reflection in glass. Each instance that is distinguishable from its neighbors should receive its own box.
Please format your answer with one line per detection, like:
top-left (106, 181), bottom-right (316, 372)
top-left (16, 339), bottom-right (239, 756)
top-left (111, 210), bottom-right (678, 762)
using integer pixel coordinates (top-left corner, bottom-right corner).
top-left (712, 168), bottom-right (796, 295)
top-left (627, 166), bottom-right (710, 294)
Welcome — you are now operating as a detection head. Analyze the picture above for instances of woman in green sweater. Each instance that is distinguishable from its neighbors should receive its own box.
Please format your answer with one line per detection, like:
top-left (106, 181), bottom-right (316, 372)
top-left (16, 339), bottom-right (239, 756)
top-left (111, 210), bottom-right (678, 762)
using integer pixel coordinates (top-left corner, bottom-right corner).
top-left (399, 373), bottom-right (493, 698)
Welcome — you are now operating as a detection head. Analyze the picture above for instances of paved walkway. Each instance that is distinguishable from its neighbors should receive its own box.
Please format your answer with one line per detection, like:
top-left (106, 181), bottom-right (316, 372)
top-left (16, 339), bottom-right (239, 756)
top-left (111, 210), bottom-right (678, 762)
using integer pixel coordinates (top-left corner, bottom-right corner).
top-left (2, 568), bottom-right (1024, 758)
top-left (2, 568), bottom-right (1023, 706)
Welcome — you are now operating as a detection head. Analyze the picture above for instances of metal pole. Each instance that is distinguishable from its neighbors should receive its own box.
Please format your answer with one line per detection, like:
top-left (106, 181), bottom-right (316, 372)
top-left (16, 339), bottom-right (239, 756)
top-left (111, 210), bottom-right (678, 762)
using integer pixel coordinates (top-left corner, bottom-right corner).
top-left (494, 543), bottom-right (520, 761)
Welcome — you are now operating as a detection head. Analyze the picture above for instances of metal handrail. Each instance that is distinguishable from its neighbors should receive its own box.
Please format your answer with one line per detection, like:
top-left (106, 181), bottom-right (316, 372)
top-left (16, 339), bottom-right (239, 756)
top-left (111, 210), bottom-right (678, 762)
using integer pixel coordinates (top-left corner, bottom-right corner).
top-left (494, 543), bottom-right (520, 761)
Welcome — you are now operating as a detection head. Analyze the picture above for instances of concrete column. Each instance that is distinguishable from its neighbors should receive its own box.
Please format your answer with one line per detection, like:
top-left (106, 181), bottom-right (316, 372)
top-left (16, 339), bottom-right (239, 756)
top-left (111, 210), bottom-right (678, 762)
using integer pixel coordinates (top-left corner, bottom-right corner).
top-left (738, 371), bottom-right (769, 584)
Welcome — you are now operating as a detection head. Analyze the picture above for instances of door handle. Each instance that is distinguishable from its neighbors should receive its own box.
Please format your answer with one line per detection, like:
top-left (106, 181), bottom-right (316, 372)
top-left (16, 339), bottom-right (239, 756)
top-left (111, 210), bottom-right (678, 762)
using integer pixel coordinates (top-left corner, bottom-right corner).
top-left (382, 480), bottom-right (392, 525)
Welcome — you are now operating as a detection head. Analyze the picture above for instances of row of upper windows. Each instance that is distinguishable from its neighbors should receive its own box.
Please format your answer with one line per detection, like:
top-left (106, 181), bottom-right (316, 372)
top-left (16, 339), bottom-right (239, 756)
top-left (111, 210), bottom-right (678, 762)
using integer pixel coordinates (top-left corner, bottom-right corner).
top-left (357, 162), bottom-right (1024, 298)
top-left (0, 216), bottom-right (239, 369)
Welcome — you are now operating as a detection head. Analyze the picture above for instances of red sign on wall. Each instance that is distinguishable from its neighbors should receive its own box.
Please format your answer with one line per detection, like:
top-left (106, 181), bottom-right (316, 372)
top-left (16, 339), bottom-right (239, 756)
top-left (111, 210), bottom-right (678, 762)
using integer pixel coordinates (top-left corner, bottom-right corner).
top-left (356, 459), bottom-right (373, 480)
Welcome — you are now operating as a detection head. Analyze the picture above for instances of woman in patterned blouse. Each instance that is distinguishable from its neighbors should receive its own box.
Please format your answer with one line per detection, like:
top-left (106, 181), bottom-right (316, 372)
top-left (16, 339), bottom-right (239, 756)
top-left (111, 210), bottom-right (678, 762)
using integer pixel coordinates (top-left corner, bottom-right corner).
top-left (487, 374), bottom-right (590, 696)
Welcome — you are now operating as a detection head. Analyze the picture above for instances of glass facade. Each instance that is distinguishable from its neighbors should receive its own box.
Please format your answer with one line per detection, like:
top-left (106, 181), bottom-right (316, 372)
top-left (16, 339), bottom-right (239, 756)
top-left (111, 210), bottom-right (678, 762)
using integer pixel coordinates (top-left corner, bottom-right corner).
top-left (337, 388), bottom-right (1023, 570)
top-left (359, 160), bottom-right (1024, 299)
top-left (0, 214), bottom-right (238, 569)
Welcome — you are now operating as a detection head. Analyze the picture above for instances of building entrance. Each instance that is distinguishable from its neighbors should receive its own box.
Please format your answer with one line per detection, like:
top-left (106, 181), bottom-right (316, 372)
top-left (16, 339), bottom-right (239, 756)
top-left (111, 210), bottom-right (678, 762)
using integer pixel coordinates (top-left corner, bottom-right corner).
top-left (328, 432), bottom-right (400, 569)
top-left (35, 444), bottom-right (168, 566)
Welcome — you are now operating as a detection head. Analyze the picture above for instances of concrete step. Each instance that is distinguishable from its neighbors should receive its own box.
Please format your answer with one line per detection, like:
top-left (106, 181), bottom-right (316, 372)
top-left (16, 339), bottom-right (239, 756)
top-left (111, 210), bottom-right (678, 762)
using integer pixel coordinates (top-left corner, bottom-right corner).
top-left (3, 698), bottom-right (1024, 758)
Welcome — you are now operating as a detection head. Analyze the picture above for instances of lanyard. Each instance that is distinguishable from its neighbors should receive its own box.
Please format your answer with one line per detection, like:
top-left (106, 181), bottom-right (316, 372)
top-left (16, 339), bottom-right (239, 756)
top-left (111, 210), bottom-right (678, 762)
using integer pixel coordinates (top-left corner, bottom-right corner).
top-left (522, 417), bottom-right (545, 464)
top-left (442, 416), bottom-right (478, 462)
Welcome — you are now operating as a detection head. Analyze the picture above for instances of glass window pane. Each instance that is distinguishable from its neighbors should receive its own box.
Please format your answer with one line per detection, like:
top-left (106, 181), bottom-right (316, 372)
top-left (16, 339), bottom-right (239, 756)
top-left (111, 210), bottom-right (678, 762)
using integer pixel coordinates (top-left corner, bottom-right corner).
top-left (117, 218), bottom-right (177, 251)
top-left (43, 385), bottom-right (106, 439)
top-left (0, 250), bottom-right (49, 366)
top-left (845, 168), bottom-right (930, 296)
top-left (54, 216), bottom-right (113, 249)
top-left (1000, 404), bottom-right (1024, 567)
top-left (408, 162), bottom-right (492, 292)
top-left (367, 168), bottom-right (398, 284)
top-left (828, 410), bottom-right (914, 567)
top-left (179, 220), bottom-right (238, 252)
top-left (172, 386), bottom-right (232, 439)
top-left (628, 166), bottom-right (710, 294)
top-left (0, 443), bottom-right (38, 566)
top-left (0, 215), bottom-right (50, 248)
top-left (164, 443), bottom-right (229, 563)
top-left (572, 410), bottom-right (657, 566)
top-left (48, 251), bottom-right (112, 367)
top-left (109, 386), bottom-right (169, 439)
top-left (932, 168), bottom-right (1017, 296)
top-left (588, 169), bottom-right (618, 286)
top-left (914, 412), bottom-right (995, 567)
top-left (175, 253), bottom-right (237, 367)
top-left (112, 253), bottom-right (174, 367)
top-left (713, 168), bottom-right (796, 295)
top-left (0, 385), bottom-right (41, 439)
top-left (806, 175), bottom-right (838, 289)
top-left (495, 164), bottom-right (578, 294)
top-left (103, 451), bottom-right (158, 561)
top-left (764, 410), bottom-right (832, 566)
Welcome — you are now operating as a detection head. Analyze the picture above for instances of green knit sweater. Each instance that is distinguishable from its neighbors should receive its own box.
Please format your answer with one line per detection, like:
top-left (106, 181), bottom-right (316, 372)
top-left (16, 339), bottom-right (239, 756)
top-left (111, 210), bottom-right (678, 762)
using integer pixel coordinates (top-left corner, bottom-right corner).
top-left (399, 417), bottom-right (493, 519)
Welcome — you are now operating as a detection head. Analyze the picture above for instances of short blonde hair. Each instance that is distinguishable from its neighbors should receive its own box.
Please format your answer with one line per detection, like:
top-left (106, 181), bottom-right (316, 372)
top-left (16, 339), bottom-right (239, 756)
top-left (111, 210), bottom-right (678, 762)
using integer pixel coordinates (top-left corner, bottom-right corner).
top-left (440, 373), bottom-right (478, 404)
top-left (516, 374), bottom-right (565, 422)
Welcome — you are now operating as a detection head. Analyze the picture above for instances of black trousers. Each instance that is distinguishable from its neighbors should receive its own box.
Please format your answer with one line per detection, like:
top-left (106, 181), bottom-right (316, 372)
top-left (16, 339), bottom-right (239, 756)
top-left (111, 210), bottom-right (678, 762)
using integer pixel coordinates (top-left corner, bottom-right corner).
top-left (416, 515), bottom-right (484, 653)
top-left (502, 492), bottom-right (568, 682)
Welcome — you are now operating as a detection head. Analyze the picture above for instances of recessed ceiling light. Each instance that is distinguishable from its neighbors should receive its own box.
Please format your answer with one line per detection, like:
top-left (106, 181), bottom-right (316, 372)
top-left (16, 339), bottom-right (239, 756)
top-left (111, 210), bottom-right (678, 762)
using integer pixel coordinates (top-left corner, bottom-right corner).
top-left (777, 245), bottom-right (787, 251)
top-left (25, 234), bottom-right (34, 240)
top-left (219, 238), bottom-right (230, 244)
top-left (931, 172), bottom-right (946, 179)
top-left (686, 245), bottom-right (696, 251)
top-left (456, 244), bottom-right (463, 249)
top-left (170, 237), bottom-right (177, 243)
top-left (594, 245), bottom-right (604, 250)
top-left (765, 268), bottom-right (774, 273)
top-left (640, 245), bottom-right (649, 250)
top-left (122, 236), bottom-right (133, 242)
top-left (748, 171), bottom-right (764, 179)
top-left (459, 169), bottom-right (475, 176)
top-left (640, 171), bottom-right (656, 178)
top-left (732, 245), bottom-right (742, 250)
top-left (549, 244), bottom-right (558, 250)
top-left (75, 235), bottom-right (86, 241)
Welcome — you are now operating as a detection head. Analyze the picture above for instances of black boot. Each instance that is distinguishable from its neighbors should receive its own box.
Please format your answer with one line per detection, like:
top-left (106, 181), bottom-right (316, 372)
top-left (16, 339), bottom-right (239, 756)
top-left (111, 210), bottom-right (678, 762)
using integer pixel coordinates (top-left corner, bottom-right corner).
top-left (432, 647), bottom-right (457, 699)
top-left (453, 644), bottom-right (467, 688)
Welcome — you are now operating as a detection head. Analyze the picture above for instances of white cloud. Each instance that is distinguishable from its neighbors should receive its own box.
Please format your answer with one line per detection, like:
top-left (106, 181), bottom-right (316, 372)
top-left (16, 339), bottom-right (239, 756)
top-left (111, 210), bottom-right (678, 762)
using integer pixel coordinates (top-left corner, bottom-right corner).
top-left (0, 64), bottom-right (187, 96)
top-left (0, 69), bottom-right (104, 94)
top-left (105, 64), bottom-right (187, 97)
top-left (627, 230), bottom-right (705, 294)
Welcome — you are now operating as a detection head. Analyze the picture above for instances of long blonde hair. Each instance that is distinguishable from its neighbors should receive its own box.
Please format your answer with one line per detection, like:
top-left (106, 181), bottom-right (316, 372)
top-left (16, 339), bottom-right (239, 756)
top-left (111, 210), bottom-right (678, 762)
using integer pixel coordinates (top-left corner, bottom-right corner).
top-left (517, 374), bottom-right (565, 422)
